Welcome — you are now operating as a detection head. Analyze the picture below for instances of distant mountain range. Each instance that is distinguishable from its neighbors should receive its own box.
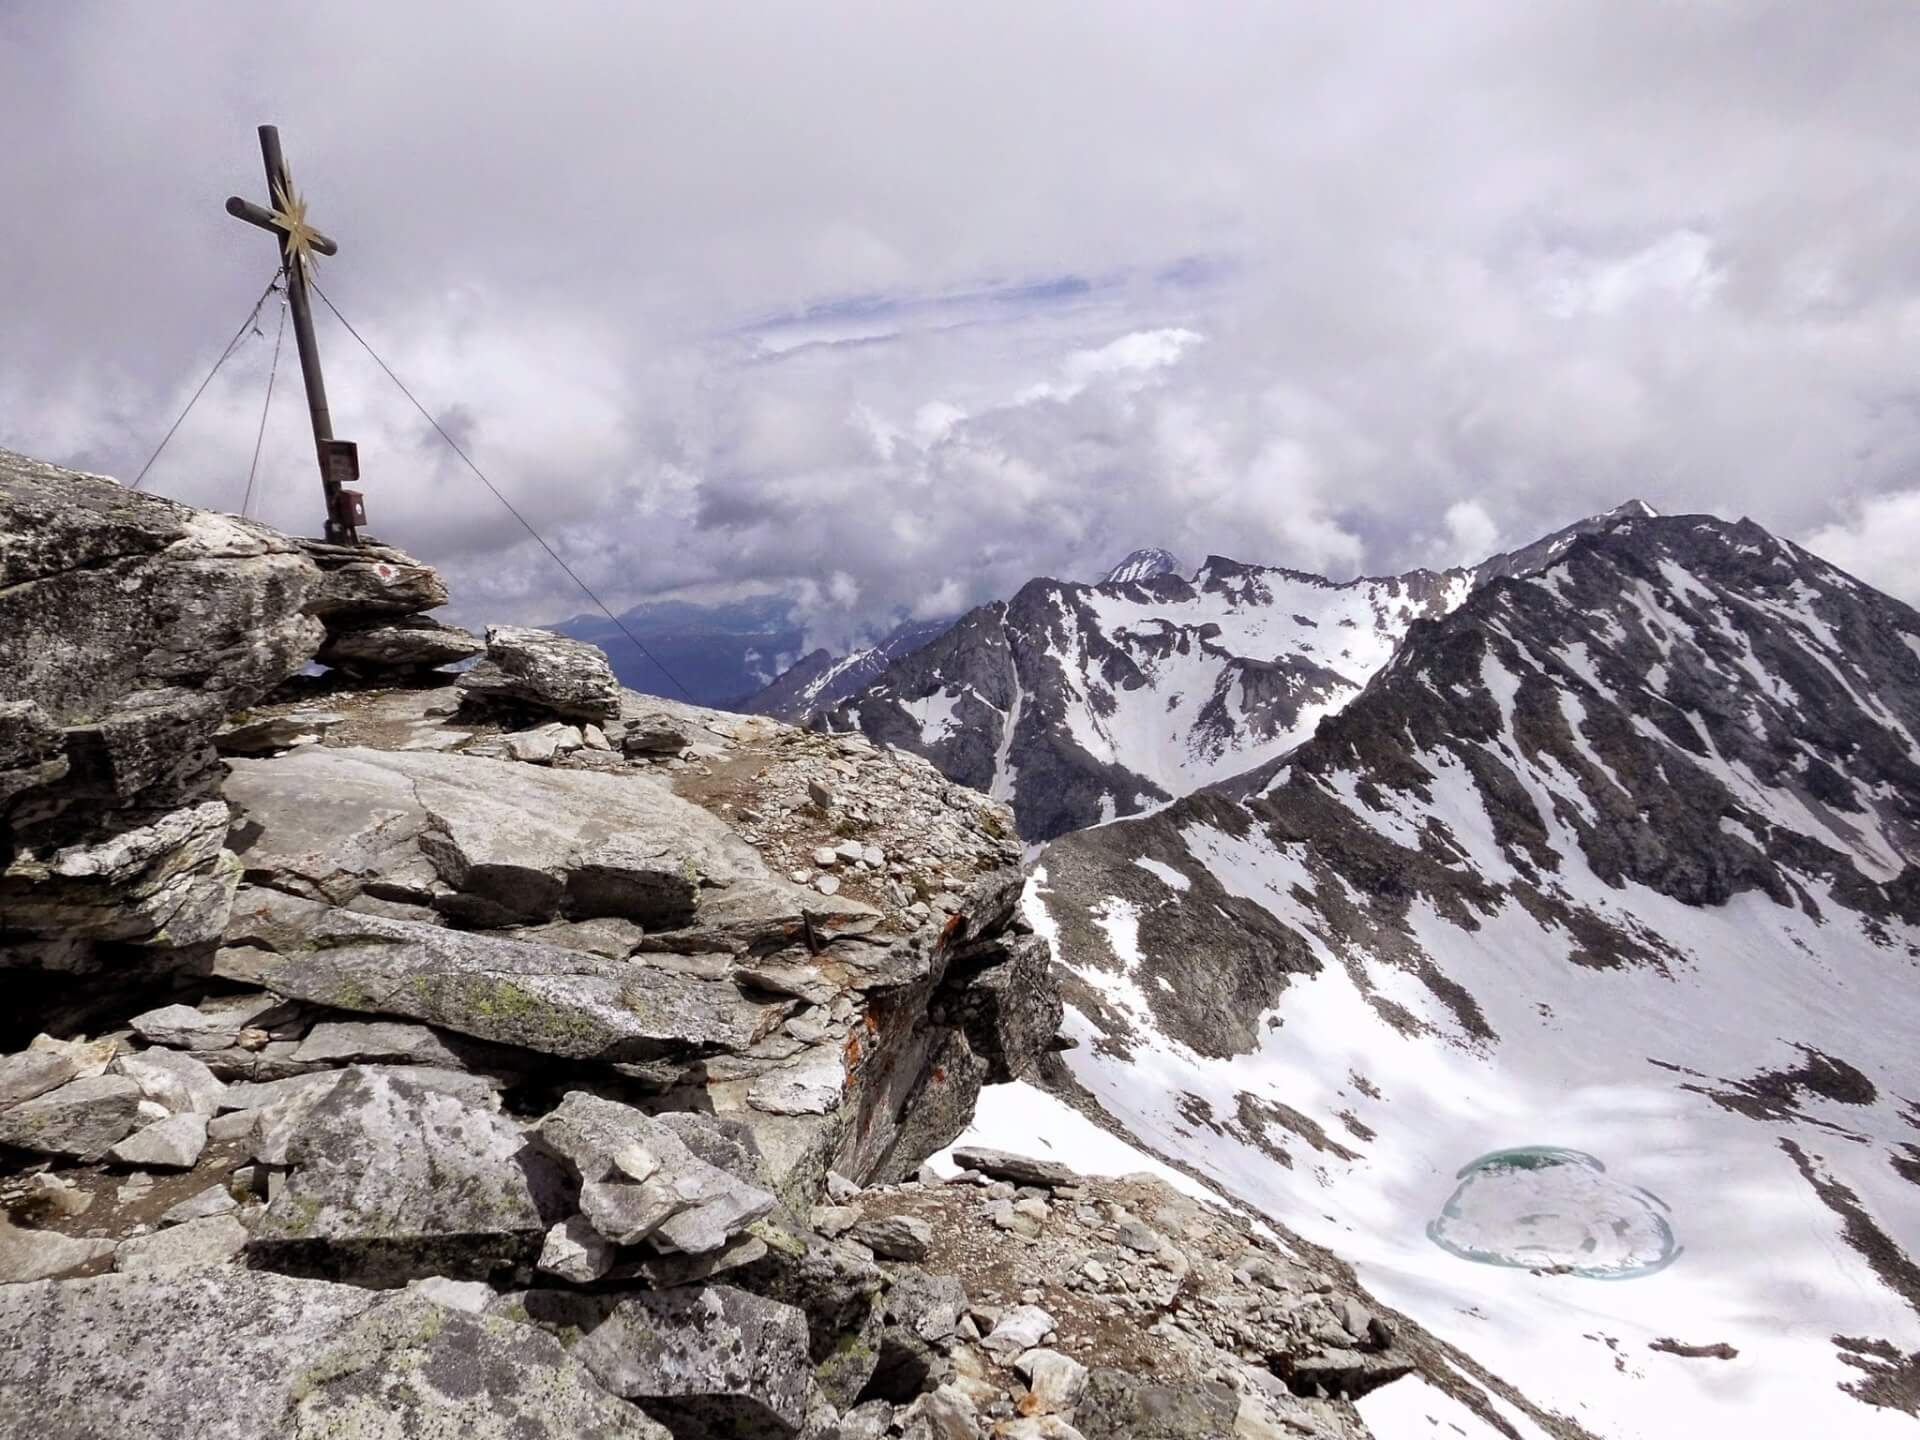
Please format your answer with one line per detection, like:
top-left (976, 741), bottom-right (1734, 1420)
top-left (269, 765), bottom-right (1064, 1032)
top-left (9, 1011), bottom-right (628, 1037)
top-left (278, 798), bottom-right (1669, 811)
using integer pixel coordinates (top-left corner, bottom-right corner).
top-left (742, 615), bottom-right (955, 723)
top-left (820, 502), bottom-right (1656, 841)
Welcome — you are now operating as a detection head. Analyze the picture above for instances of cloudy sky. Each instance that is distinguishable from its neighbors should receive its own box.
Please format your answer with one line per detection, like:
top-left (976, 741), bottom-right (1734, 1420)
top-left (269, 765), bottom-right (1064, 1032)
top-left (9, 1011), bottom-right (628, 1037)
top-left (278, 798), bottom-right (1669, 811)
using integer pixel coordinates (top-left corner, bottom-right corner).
top-left (3, 2), bottom-right (1916, 647)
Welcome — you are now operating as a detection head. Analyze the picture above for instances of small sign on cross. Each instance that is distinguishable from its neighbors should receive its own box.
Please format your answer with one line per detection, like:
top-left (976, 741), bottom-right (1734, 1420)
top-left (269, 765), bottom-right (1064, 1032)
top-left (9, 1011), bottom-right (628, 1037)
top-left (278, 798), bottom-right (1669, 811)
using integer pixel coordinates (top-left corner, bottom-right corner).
top-left (225, 125), bottom-right (366, 544)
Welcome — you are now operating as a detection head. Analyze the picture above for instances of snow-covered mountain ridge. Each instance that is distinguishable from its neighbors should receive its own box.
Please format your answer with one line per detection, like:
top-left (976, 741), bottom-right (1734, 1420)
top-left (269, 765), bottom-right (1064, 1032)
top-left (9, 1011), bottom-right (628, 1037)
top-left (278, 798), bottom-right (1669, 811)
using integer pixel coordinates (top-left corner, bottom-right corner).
top-left (1026, 510), bottom-right (1920, 1438)
top-left (744, 614), bottom-right (952, 723)
top-left (826, 503), bottom-right (1653, 842)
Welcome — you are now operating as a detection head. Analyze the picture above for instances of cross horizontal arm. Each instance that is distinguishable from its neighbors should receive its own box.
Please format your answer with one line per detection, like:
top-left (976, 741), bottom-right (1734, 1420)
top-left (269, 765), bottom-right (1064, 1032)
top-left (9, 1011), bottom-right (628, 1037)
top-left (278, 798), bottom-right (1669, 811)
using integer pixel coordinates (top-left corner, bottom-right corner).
top-left (224, 196), bottom-right (339, 255)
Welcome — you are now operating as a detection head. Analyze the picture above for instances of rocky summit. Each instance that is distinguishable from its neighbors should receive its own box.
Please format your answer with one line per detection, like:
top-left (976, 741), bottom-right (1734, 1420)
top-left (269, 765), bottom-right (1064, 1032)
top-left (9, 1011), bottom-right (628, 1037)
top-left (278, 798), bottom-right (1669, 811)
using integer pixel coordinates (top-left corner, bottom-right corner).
top-left (0, 448), bottom-right (1465, 1440)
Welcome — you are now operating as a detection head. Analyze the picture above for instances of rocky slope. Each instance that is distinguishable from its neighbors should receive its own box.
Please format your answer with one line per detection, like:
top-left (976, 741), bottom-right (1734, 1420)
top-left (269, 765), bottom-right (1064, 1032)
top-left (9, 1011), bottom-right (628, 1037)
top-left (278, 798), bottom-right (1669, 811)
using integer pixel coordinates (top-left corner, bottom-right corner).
top-left (822, 507), bottom-right (1652, 843)
top-left (1025, 510), bottom-right (1920, 1436)
top-left (1, 448), bottom-right (1480, 1440)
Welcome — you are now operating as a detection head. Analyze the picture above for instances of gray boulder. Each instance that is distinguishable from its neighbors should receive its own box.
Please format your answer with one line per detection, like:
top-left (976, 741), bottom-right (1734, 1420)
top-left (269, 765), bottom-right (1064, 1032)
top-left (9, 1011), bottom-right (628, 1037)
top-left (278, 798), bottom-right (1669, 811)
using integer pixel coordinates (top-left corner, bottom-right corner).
top-left (567, 1284), bottom-right (814, 1437)
top-left (537, 1091), bottom-right (776, 1253)
top-left (300, 537), bottom-right (450, 618)
top-left (289, 1018), bottom-right (476, 1068)
top-left (224, 744), bottom-right (768, 927)
top-left (317, 613), bottom-right (482, 672)
top-left (240, 908), bottom-right (771, 1063)
top-left (0, 1268), bottom-right (663, 1438)
top-left (108, 1111), bottom-right (209, 1169)
top-left (459, 625), bottom-right (622, 723)
top-left (1072, 1370), bottom-right (1240, 1439)
top-left (867, 1267), bottom-right (971, 1400)
top-left (159, 1184), bottom-right (240, 1228)
top-left (250, 1066), bottom-right (566, 1282)
top-left (113, 1046), bottom-right (227, 1115)
top-left (0, 1045), bottom-right (79, 1108)
top-left (0, 1072), bottom-right (143, 1160)
top-left (849, 1213), bottom-right (934, 1261)
top-left (0, 449), bottom-right (323, 729)
top-left (0, 798), bottom-right (237, 947)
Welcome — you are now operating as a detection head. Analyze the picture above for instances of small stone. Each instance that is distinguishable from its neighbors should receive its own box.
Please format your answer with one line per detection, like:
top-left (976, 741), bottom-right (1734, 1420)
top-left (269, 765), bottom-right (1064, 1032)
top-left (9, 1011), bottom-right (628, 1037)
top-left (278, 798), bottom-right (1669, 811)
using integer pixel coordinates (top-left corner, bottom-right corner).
top-left (108, 1112), bottom-right (208, 1170)
top-left (813, 846), bottom-right (840, 868)
top-left (206, 1108), bottom-right (260, 1142)
top-left (898, 1384), bottom-right (981, 1439)
top-left (826, 1171), bottom-right (861, 1202)
top-left (1082, 1259), bottom-right (1110, 1286)
top-left (747, 1054), bottom-right (845, 1115)
top-left (1114, 1219), bottom-right (1162, 1254)
top-left (815, 874), bottom-right (842, 896)
top-left (539, 1214), bottom-right (616, 1283)
top-left (834, 840), bottom-right (865, 863)
top-left (849, 1213), bottom-right (934, 1261)
top-left (841, 1399), bottom-right (895, 1440)
top-left (807, 778), bottom-right (834, 809)
top-left (158, 1184), bottom-right (239, 1228)
top-left (861, 845), bottom-right (885, 867)
top-left (982, 1305), bottom-right (1055, 1358)
top-left (811, 1204), bottom-right (862, 1238)
top-left (1014, 1348), bottom-right (1089, 1415)
top-left (581, 723), bottom-right (612, 751)
top-left (789, 869), bottom-right (812, 885)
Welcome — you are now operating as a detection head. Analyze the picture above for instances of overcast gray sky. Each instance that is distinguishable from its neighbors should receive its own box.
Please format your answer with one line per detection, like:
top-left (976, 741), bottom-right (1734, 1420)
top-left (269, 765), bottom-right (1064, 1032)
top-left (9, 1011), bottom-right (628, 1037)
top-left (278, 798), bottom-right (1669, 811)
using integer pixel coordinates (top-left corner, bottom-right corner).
top-left (3, 2), bottom-right (1916, 645)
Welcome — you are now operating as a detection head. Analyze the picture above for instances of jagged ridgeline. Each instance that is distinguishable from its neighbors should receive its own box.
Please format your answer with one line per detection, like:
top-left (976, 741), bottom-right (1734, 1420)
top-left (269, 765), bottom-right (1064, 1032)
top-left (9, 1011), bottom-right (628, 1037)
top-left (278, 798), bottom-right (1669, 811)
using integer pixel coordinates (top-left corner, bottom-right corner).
top-left (820, 504), bottom-right (1654, 843)
top-left (0, 447), bottom-right (1459, 1440)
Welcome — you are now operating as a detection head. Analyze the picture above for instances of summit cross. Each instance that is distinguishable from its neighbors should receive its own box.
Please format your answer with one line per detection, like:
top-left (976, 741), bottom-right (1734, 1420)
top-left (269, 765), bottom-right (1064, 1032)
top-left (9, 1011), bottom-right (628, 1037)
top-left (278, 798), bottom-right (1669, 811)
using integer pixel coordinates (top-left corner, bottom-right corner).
top-left (225, 124), bottom-right (365, 544)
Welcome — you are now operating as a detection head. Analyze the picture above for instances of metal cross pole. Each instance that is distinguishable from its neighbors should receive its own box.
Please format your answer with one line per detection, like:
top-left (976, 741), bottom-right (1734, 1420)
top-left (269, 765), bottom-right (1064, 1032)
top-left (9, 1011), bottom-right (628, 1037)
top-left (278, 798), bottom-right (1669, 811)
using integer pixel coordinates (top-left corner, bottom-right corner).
top-left (225, 125), bottom-right (365, 544)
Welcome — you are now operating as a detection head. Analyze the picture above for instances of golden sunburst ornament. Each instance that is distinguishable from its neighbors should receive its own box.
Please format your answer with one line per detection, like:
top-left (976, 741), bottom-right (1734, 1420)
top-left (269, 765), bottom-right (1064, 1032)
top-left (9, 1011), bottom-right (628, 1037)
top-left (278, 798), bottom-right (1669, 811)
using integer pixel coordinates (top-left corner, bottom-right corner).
top-left (270, 173), bottom-right (322, 281)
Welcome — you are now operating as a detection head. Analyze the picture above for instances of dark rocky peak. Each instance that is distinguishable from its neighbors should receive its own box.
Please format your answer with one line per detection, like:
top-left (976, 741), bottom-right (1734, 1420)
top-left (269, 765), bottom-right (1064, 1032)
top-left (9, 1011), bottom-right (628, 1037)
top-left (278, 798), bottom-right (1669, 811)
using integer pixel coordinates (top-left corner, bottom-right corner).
top-left (1236, 510), bottom-right (1920, 924)
top-left (1100, 547), bottom-right (1185, 585)
top-left (1469, 495), bottom-right (1660, 586)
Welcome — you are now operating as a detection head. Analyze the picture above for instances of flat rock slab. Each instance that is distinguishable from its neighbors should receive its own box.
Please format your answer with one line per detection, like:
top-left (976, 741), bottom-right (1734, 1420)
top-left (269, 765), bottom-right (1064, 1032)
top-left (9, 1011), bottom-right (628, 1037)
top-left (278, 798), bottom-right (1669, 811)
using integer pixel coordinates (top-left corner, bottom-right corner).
top-left (951, 1146), bottom-right (1081, 1189)
top-left (0, 1216), bottom-right (115, 1283)
top-left (250, 1065), bottom-right (567, 1283)
top-left (0, 1047), bottom-right (79, 1108)
top-left (0, 1268), bottom-right (663, 1439)
top-left (566, 1284), bottom-right (813, 1437)
top-left (318, 614), bottom-right (481, 671)
top-left (246, 908), bottom-right (774, 1063)
top-left (0, 1073), bottom-right (142, 1160)
top-left (112, 1213), bottom-right (247, 1273)
top-left (226, 745), bottom-right (771, 928)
